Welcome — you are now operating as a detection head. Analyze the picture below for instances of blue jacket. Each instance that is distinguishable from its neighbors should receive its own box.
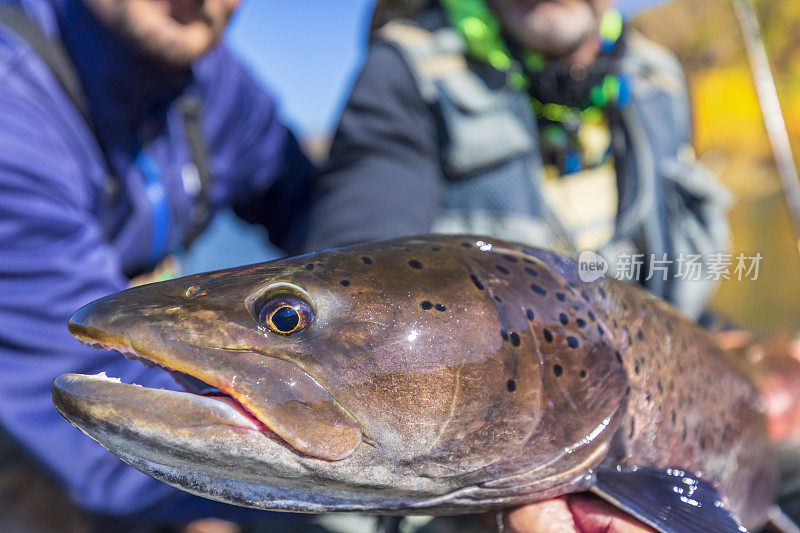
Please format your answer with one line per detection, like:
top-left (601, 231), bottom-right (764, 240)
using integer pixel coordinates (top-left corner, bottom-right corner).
top-left (0, 0), bottom-right (313, 523)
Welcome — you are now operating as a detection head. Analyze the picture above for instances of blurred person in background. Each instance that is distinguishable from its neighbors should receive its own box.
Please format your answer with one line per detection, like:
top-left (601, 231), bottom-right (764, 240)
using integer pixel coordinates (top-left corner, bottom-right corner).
top-left (0, 0), bottom-right (326, 531)
top-left (306, 0), bottom-right (731, 323)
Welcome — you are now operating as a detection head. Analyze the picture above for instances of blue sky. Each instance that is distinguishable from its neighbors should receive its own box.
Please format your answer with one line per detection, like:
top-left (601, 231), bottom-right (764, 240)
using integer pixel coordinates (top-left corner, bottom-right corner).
top-left (224, 0), bottom-right (665, 138)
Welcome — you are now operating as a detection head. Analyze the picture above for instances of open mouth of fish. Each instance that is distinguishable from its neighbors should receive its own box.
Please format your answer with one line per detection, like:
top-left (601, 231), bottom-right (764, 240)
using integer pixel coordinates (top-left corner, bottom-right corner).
top-left (70, 335), bottom-right (275, 435)
top-left (53, 301), bottom-right (362, 462)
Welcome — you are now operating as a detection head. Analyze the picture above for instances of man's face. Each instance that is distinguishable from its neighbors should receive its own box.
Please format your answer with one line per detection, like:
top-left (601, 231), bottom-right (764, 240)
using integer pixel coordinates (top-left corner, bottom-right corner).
top-left (83, 0), bottom-right (240, 69)
top-left (487, 0), bottom-right (612, 59)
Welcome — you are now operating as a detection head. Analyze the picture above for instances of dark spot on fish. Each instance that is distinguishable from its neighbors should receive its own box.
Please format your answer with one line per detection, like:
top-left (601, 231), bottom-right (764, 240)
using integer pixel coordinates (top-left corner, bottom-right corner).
top-left (634, 364), bottom-right (640, 374)
top-left (599, 288), bottom-right (606, 299)
top-left (543, 329), bottom-right (553, 343)
top-left (404, 247), bottom-right (412, 252)
top-left (625, 386), bottom-right (631, 396)
top-left (581, 290), bottom-right (590, 301)
top-left (657, 381), bottom-right (664, 393)
top-left (361, 256), bottom-right (373, 265)
top-left (637, 330), bottom-right (645, 341)
top-left (526, 308), bottom-right (534, 320)
top-left (340, 280), bottom-right (350, 287)
top-left (531, 284), bottom-right (547, 296)
top-left (524, 267), bottom-right (538, 277)
top-left (628, 419), bottom-right (635, 439)
top-left (579, 369), bottom-right (587, 379)
top-left (496, 264), bottom-right (510, 275)
top-left (305, 263), bottom-right (315, 270)
top-left (615, 350), bottom-right (622, 364)
top-left (597, 325), bottom-right (604, 337)
top-left (506, 379), bottom-right (516, 392)
top-left (671, 410), bottom-right (676, 424)
top-left (432, 247), bottom-right (441, 252)
top-left (567, 336), bottom-right (579, 349)
top-left (509, 332), bottom-right (520, 346)
top-left (420, 301), bottom-right (433, 310)
top-left (553, 364), bottom-right (563, 377)
top-left (470, 274), bottom-right (484, 290)
top-left (493, 295), bottom-right (502, 303)
top-left (556, 292), bottom-right (566, 302)
top-left (559, 313), bottom-right (568, 325)
top-left (461, 242), bottom-right (472, 248)
top-left (502, 254), bottom-right (518, 263)
top-left (501, 329), bottom-right (509, 341)
top-left (435, 304), bottom-right (446, 312)
top-left (612, 319), bottom-right (618, 328)
top-left (645, 393), bottom-right (651, 402)
top-left (408, 260), bottom-right (422, 269)
top-left (572, 304), bottom-right (580, 311)
top-left (523, 258), bottom-right (535, 265)
top-left (682, 424), bottom-right (688, 441)
top-left (576, 318), bottom-right (586, 328)
top-left (588, 310), bottom-right (596, 321)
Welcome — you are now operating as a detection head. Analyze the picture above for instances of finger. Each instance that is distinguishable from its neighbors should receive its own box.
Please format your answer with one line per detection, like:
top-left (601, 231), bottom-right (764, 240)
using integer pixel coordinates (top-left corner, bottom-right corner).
top-left (504, 497), bottom-right (578, 533)
top-left (568, 493), bottom-right (657, 533)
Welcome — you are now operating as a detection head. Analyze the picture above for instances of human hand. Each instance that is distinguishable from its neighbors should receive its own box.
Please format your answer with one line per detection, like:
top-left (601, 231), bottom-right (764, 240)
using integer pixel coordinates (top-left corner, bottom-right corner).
top-left (498, 494), bottom-right (656, 533)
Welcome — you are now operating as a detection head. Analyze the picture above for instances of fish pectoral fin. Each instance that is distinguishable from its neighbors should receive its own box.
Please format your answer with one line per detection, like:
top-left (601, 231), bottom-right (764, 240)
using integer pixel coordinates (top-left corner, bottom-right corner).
top-left (590, 466), bottom-right (746, 533)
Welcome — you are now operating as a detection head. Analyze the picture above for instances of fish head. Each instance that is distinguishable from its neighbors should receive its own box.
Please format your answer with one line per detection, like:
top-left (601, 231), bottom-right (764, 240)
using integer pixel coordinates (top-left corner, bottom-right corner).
top-left (54, 236), bottom-right (627, 512)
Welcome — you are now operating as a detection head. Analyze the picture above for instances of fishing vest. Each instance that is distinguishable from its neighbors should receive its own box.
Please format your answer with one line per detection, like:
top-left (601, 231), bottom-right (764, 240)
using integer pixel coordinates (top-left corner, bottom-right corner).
top-left (377, 11), bottom-right (731, 319)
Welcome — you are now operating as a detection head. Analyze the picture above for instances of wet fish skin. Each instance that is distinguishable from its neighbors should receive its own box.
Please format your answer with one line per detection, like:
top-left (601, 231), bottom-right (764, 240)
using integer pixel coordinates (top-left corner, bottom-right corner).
top-left (52, 235), bottom-right (775, 528)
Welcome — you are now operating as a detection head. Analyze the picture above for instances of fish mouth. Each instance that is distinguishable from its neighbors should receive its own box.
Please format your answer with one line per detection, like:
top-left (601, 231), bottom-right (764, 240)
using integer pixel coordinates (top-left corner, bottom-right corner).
top-left (54, 294), bottom-right (362, 463)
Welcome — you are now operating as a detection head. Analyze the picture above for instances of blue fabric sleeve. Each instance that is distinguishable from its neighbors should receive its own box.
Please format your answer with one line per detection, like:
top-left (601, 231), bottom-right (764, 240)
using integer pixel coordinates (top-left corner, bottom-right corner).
top-left (302, 41), bottom-right (443, 252)
top-left (0, 59), bottom-right (280, 525)
top-left (197, 45), bottom-right (316, 255)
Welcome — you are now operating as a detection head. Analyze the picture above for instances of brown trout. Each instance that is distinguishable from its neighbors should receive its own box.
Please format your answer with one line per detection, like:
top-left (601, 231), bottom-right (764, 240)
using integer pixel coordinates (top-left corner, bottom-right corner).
top-left (52, 235), bottom-right (777, 532)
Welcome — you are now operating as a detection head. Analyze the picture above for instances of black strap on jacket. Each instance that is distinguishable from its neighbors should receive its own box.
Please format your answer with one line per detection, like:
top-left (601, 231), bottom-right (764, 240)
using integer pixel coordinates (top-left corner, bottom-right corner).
top-left (0, 4), bottom-right (212, 251)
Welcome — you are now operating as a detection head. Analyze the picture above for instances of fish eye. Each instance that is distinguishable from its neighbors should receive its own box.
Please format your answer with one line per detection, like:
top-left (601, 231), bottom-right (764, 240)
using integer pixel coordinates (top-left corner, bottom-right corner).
top-left (258, 296), bottom-right (313, 335)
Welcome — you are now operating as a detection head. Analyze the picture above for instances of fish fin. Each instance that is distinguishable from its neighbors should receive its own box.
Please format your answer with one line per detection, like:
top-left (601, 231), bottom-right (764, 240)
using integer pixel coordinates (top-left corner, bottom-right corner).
top-left (590, 466), bottom-right (747, 533)
top-left (767, 505), bottom-right (800, 533)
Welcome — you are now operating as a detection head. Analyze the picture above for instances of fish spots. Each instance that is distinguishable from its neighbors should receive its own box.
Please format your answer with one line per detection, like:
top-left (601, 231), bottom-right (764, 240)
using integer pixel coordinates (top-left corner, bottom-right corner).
top-left (461, 242), bottom-right (472, 248)
top-left (361, 256), bottom-right (373, 265)
top-left (567, 336), bottom-right (579, 349)
top-left (555, 292), bottom-right (566, 302)
top-left (531, 284), bottom-right (547, 296)
top-left (637, 329), bottom-right (645, 341)
top-left (597, 324), bottom-right (604, 337)
top-left (628, 419), bottom-right (635, 439)
top-left (543, 329), bottom-right (553, 343)
top-left (502, 254), bottom-right (518, 263)
top-left (526, 309), bottom-right (535, 320)
top-left (576, 318), bottom-right (586, 328)
top-left (615, 351), bottom-right (623, 364)
top-left (408, 260), bottom-right (423, 270)
top-left (509, 332), bottom-right (521, 346)
top-left (553, 364), bottom-right (563, 377)
top-left (493, 295), bottom-right (502, 303)
top-left (506, 379), bottom-right (517, 392)
top-left (524, 267), bottom-right (538, 277)
top-left (588, 310), bottom-right (596, 322)
top-left (579, 369), bottom-right (587, 379)
top-left (432, 247), bottom-right (441, 252)
top-left (305, 263), bottom-right (315, 270)
top-left (469, 274), bottom-right (484, 291)
top-left (340, 280), bottom-right (350, 287)
top-left (501, 329), bottom-right (509, 341)
top-left (598, 288), bottom-right (606, 299)
top-left (559, 312), bottom-right (568, 325)
top-left (496, 264), bottom-right (510, 275)
top-left (420, 301), bottom-right (447, 312)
